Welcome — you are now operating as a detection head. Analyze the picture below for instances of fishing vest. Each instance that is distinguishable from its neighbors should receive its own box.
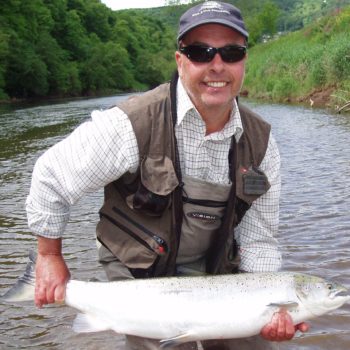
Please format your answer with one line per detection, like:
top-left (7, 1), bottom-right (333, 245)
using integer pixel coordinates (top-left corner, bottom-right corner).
top-left (96, 73), bottom-right (271, 278)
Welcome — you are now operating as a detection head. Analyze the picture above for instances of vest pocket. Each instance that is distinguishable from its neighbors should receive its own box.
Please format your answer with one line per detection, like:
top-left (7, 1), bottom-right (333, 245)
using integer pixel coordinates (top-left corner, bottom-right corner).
top-left (132, 182), bottom-right (170, 216)
top-left (97, 205), bottom-right (168, 270)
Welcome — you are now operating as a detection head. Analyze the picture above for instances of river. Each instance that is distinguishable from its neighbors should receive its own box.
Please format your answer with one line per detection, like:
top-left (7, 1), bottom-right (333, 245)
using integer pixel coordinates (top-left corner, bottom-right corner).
top-left (0, 95), bottom-right (349, 349)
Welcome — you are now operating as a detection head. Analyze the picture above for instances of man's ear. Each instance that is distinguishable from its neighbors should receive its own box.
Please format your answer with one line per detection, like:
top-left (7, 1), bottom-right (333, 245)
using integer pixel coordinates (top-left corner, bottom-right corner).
top-left (175, 51), bottom-right (183, 77)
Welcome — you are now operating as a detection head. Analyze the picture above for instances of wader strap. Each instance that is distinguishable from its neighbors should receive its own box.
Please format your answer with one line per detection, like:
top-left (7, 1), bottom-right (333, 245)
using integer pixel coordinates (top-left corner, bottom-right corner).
top-left (169, 71), bottom-right (184, 270)
top-left (206, 136), bottom-right (238, 274)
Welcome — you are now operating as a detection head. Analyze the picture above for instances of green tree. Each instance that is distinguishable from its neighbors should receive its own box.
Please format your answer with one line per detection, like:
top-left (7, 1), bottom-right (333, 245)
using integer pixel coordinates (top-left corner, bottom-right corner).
top-left (83, 1), bottom-right (114, 41)
top-left (2, 0), bottom-right (54, 97)
top-left (258, 2), bottom-right (280, 36)
top-left (0, 31), bottom-right (9, 99)
top-left (6, 37), bottom-right (49, 97)
top-left (81, 40), bottom-right (134, 93)
top-left (61, 9), bottom-right (89, 60)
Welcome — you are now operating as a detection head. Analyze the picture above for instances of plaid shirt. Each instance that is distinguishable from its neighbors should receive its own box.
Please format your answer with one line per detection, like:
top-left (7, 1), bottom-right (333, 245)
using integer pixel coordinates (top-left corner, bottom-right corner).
top-left (26, 79), bottom-right (282, 272)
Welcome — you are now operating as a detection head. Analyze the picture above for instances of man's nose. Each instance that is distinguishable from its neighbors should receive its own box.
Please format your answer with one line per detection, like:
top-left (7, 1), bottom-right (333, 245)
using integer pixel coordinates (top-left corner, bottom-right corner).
top-left (209, 52), bottom-right (225, 71)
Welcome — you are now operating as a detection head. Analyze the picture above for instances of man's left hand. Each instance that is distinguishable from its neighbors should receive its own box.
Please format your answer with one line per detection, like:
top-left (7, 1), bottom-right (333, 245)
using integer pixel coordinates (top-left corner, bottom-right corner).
top-left (260, 310), bottom-right (309, 341)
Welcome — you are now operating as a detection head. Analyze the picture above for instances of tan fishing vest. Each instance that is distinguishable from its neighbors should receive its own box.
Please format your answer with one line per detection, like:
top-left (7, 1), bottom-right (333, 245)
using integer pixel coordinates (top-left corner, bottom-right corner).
top-left (96, 74), bottom-right (271, 278)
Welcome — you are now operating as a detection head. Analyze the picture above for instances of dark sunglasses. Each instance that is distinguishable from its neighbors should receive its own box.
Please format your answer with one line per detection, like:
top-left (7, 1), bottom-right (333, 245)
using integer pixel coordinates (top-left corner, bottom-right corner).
top-left (179, 44), bottom-right (247, 63)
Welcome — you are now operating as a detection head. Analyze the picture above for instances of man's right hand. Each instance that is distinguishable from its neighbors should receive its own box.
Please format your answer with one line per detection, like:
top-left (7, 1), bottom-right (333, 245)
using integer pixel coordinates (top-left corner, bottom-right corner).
top-left (35, 237), bottom-right (70, 307)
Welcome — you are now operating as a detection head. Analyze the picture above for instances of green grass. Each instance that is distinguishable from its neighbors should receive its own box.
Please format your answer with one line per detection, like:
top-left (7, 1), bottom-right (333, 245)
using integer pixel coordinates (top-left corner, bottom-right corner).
top-left (244, 6), bottom-right (350, 106)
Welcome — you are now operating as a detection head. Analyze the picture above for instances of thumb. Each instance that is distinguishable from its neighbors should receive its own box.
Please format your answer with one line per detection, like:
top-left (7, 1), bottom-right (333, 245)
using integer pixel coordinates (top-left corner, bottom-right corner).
top-left (54, 283), bottom-right (66, 304)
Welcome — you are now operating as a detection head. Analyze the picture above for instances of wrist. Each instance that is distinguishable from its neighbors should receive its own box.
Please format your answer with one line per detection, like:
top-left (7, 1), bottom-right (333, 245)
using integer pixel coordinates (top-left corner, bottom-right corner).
top-left (37, 236), bottom-right (62, 256)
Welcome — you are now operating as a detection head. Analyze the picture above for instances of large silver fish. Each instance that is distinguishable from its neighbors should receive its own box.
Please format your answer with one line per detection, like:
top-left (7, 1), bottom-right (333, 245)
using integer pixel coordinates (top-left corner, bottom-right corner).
top-left (1, 252), bottom-right (349, 348)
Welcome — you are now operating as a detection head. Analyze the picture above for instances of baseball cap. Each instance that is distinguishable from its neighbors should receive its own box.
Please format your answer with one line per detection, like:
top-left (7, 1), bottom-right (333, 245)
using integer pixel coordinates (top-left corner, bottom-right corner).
top-left (177, 1), bottom-right (249, 42)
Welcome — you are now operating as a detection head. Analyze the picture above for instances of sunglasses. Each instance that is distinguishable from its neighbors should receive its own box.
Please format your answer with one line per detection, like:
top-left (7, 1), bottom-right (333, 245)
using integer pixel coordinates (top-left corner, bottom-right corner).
top-left (179, 44), bottom-right (247, 63)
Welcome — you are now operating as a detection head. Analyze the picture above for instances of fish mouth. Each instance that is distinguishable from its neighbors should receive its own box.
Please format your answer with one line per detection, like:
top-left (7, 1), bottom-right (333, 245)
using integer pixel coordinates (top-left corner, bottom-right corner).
top-left (334, 290), bottom-right (350, 298)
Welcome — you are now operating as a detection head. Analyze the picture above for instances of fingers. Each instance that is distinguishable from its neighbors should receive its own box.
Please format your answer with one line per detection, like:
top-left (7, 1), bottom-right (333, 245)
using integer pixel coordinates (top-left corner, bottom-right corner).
top-left (261, 312), bottom-right (293, 341)
top-left (35, 283), bottom-right (66, 307)
top-left (278, 312), bottom-right (295, 341)
top-left (35, 282), bottom-right (63, 307)
top-left (261, 311), bottom-right (309, 342)
top-left (260, 312), bottom-right (278, 340)
top-left (34, 282), bottom-right (46, 308)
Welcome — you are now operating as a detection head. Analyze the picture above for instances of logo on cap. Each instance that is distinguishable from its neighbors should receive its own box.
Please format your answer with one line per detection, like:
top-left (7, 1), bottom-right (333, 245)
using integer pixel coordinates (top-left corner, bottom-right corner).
top-left (193, 1), bottom-right (230, 17)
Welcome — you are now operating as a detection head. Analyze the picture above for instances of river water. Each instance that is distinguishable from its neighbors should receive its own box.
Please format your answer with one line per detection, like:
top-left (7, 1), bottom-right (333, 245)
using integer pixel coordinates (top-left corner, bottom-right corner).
top-left (0, 95), bottom-right (349, 349)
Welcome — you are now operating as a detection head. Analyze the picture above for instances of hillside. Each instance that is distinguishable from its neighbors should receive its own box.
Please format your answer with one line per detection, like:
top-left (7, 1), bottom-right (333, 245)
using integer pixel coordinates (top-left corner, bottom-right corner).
top-left (274, 0), bottom-right (350, 31)
top-left (243, 5), bottom-right (350, 110)
top-left (145, 0), bottom-right (350, 42)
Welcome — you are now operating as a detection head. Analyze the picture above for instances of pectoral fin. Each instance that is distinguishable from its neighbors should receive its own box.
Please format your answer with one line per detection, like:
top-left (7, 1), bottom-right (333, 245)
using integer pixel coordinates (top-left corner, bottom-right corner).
top-left (159, 332), bottom-right (194, 348)
top-left (73, 313), bottom-right (111, 333)
top-left (267, 301), bottom-right (299, 309)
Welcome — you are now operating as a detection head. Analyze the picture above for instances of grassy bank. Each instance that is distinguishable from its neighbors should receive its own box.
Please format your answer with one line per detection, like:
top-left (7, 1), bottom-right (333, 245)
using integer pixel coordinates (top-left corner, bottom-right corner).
top-left (244, 6), bottom-right (350, 111)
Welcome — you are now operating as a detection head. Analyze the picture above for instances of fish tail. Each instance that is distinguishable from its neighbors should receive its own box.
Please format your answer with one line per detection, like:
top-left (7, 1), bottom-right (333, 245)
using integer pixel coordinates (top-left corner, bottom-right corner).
top-left (0, 251), bottom-right (36, 302)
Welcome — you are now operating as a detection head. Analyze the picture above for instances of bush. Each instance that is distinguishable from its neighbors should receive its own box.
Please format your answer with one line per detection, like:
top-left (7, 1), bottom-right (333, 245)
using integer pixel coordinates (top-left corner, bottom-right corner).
top-left (329, 38), bottom-right (350, 79)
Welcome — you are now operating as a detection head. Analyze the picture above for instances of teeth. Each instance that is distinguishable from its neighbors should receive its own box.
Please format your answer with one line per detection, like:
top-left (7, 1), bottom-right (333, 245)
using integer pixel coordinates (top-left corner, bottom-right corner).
top-left (207, 82), bottom-right (227, 88)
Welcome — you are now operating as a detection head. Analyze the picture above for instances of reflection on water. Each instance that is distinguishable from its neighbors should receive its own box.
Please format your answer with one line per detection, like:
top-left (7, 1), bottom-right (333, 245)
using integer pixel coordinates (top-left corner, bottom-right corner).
top-left (0, 97), bottom-right (349, 349)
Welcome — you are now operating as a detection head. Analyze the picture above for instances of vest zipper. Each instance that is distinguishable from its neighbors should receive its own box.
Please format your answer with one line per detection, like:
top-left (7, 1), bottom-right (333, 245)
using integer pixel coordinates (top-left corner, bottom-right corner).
top-left (109, 206), bottom-right (168, 255)
top-left (182, 197), bottom-right (227, 208)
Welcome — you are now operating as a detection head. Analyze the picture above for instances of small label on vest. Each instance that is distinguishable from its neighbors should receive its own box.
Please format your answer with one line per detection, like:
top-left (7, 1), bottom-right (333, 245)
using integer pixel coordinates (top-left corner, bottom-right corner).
top-left (187, 212), bottom-right (220, 222)
top-left (243, 168), bottom-right (269, 195)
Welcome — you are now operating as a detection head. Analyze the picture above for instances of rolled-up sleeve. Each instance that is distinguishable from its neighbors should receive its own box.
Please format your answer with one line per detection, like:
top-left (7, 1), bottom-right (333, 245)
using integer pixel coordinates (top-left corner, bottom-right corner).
top-left (26, 107), bottom-right (139, 238)
top-left (236, 133), bottom-right (282, 272)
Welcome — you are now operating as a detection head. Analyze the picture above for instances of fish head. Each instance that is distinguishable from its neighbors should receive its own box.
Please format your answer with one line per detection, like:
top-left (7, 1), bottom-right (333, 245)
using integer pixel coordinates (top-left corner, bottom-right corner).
top-left (294, 274), bottom-right (350, 317)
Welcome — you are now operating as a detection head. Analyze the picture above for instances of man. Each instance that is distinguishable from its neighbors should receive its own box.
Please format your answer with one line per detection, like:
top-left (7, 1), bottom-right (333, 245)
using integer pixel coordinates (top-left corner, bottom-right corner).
top-left (27, 1), bottom-right (308, 349)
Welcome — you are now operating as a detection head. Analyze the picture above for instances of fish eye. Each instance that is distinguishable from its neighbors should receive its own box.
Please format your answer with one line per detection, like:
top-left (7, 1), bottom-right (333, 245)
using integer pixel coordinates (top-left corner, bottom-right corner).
top-left (327, 283), bottom-right (333, 290)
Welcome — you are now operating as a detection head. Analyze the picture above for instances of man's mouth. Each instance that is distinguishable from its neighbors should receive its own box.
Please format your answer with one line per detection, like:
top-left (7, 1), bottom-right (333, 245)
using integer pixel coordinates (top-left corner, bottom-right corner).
top-left (206, 81), bottom-right (227, 88)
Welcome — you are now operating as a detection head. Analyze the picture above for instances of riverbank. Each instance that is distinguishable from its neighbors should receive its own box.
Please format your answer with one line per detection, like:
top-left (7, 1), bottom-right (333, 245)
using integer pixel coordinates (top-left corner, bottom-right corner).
top-left (0, 88), bottom-right (140, 108)
top-left (242, 85), bottom-right (350, 113)
top-left (2, 85), bottom-right (349, 115)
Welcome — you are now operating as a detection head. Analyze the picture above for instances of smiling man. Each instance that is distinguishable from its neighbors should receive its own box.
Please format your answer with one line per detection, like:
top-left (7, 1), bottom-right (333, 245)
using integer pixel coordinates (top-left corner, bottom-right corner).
top-left (176, 23), bottom-right (246, 134)
top-left (28, 1), bottom-right (307, 350)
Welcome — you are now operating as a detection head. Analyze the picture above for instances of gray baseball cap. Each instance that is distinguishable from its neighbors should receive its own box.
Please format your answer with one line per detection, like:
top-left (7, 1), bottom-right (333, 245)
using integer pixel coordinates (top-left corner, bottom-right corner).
top-left (177, 1), bottom-right (248, 42)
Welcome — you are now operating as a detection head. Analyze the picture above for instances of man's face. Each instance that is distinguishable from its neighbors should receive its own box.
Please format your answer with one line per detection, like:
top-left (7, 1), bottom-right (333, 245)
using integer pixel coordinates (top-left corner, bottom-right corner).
top-left (176, 24), bottom-right (247, 118)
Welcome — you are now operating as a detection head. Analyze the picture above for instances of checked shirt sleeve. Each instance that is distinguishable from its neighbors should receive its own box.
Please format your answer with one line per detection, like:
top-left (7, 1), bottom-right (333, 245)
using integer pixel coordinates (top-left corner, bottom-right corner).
top-left (26, 107), bottom-right (139, 239)
top-left (236, 133), bottom-right (282, 272)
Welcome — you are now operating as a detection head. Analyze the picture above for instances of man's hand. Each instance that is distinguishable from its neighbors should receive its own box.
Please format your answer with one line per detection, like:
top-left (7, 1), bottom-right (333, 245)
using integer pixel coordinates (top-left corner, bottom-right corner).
top-left (260, 310), bottom-right (309, 341)
top-left (35, 237), bottom-right (70, 307)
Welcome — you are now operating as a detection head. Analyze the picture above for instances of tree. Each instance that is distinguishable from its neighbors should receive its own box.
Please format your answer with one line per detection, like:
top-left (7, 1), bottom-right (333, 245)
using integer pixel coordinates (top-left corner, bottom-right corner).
top-left (61, 9), bottom-right (89, 60)
top-left (258, 2), bottom-right (280, 36)
top-left (6, 37), bottom-right (49, 97)
top-left (81, 40), bottom-right (135, 93)
top-left (0, 31), bottom-right (9, 99)
top-left (83, 1), bottom-right (114, 41)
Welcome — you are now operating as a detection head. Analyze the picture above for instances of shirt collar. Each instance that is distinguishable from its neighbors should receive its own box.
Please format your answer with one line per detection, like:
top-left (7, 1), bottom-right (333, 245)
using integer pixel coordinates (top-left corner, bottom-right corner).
top-left (176, 78), bottom-right (243, 141)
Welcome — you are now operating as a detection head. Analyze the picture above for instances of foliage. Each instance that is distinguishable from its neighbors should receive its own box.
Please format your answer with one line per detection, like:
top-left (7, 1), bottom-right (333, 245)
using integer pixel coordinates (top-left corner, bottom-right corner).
top-left (0, 30), bottom-right (9, 99)
top-left (0, 0), bottom-right (176, 100)
top-left (244, 5), bottom-right (350, 103)
top-left (1, 0), bottom-right (349, 101)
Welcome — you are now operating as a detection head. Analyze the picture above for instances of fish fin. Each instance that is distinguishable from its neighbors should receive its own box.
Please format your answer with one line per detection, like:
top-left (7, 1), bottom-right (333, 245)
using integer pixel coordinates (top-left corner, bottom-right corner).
top-left (159, 332), bottom-right (194, 348)
top-left (267, 301), bottom-right (299, 309)
top-left (72, 313), bottom-right (111, 333)
top-left (0, 251), bottom-right (36, 303)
